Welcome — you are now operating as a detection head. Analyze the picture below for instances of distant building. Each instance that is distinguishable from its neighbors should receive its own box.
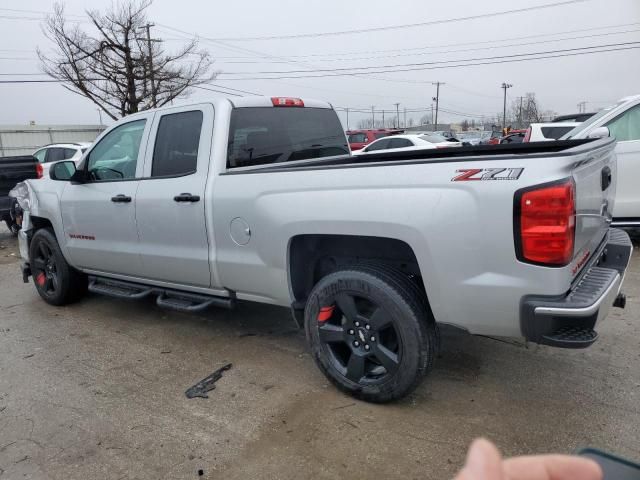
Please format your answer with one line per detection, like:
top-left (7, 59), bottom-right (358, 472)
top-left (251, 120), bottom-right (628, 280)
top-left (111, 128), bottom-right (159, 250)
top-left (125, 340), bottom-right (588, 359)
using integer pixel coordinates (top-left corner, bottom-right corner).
top-left (0, 124), bottom-right (105, 156)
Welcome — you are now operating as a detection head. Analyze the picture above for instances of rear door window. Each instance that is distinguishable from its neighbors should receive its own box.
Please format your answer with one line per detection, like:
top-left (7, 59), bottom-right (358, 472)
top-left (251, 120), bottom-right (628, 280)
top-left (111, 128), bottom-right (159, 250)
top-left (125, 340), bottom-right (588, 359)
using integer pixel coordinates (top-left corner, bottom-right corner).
top-left (45, 147), bottom-right (68, 163)
top-left (151, 110), bottom-right (203, 177)
top-left (227, 107), bottom-right (348, 168)
top-left (63, 148), bottom-right (77, 159)
top-left (540, 127), bottom-right (574, 139)
top-left (364, 138), bottom-right (391, 152)
top-left (388, 138), bottom-right (413, 148)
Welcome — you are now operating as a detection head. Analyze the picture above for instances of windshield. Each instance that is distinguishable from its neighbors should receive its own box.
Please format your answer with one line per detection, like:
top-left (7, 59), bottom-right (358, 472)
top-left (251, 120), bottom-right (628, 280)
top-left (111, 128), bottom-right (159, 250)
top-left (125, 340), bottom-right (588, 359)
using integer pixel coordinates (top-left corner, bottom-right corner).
top-left (227, 107), bottom-right (349, 168)
top-left (563, 100), bottom-right (626, 138)
top-left (419, 133), bottom-right (448, 143)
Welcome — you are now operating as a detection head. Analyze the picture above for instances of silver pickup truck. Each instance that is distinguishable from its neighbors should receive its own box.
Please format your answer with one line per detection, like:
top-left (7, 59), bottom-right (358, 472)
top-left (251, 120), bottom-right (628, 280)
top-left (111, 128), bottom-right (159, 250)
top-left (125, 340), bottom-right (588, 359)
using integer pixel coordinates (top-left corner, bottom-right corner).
top-left (11, 96), bottom-right (632, 402)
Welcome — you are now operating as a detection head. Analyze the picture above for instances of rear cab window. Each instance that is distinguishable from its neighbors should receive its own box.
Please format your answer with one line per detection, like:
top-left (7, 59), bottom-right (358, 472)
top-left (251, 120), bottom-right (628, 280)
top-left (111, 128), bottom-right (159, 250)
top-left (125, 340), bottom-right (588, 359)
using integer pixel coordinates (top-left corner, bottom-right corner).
top-left (227, 107), bottom-right (349, 168)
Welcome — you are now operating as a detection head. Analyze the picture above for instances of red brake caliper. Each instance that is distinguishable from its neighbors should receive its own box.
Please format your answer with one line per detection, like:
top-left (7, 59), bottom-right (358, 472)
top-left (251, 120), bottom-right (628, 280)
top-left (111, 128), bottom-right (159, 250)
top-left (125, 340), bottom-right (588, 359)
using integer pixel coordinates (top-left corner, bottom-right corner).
top-left (35, 272), bottom-right (46, 287)
top-left (317, 305), bottom-right (335, 323)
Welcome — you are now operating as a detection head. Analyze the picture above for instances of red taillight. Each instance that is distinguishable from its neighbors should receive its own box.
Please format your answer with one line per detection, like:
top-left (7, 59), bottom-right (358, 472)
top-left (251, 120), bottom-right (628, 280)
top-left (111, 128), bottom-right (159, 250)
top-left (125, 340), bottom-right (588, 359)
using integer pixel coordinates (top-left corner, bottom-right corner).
top-left (36, 163), bottom-right (43, 179)
top-left (271, 97), bottom-right (304, 107)
top-left (523, 127), bottom-right (532, 143)
top-left (517, 179), bottom-right (575, 266)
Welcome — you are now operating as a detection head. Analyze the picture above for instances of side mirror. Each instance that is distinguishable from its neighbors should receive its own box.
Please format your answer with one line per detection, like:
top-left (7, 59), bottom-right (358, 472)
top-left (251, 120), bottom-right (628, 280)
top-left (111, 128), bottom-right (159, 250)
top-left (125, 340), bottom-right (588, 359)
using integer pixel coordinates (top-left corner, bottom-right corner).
top-left (49, 161), bottom-right (77, 181)
top-left (587, 126), bottom-right (610, 139)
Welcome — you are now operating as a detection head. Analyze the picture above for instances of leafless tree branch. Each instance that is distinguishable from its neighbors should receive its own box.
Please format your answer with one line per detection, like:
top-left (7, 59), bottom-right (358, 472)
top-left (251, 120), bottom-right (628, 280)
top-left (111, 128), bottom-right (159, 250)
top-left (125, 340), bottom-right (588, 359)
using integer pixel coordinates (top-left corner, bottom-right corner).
top-left (39, 0), bottom-right (217, 120)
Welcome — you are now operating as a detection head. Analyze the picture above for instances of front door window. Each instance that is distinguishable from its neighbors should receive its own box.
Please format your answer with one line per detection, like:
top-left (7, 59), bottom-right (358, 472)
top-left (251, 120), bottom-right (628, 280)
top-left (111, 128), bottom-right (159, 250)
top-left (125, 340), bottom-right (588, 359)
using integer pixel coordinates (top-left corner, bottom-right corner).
top-left (87, 120), bottom-right (146, 181)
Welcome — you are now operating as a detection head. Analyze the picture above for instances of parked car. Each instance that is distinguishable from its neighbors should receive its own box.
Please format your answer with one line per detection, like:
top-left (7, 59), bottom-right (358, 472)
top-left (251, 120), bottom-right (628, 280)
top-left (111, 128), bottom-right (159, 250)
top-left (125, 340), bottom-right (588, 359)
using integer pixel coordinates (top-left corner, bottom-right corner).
top-left (411, 132), bottom-right (463, 148)
top-left (457, 132), bottom-right (491, 146)
top-left (0, 155), bottom-right (40, 234)
top-left (484, 130), bottom-right (503, 145)
top-left (562, 94), bottom-right (640, 226)
top-left (523, 123), bottom-right (580, 142)
top-left (346, 129), bottom-right (403, 151)
top-left (12, 96), bottom-right (631, 403)
top-left (33, 142), bottom-right (91, 177)
top-left (552, 113), bottom-right (596, 123)
top-left (352, 134), bottom-right (438, 155)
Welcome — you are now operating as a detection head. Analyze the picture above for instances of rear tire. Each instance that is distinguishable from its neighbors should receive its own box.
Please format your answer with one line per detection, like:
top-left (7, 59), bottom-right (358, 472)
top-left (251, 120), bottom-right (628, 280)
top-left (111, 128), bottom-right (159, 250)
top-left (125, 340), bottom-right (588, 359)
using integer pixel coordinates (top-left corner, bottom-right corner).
top-left (305, 264), bottom-right (436, 403)
top-left (29, 228), bottom-right (87, 306)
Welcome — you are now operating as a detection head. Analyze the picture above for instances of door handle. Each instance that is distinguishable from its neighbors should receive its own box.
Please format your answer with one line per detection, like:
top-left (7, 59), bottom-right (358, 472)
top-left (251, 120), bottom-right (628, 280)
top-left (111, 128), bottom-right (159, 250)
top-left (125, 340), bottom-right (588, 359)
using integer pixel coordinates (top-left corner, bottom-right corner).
top-left (111, 194), bottom-right (132, 203)
top-left (601, 166), bottom-right (612, 191)
top-left (173, 193), bottom-right (200, 203)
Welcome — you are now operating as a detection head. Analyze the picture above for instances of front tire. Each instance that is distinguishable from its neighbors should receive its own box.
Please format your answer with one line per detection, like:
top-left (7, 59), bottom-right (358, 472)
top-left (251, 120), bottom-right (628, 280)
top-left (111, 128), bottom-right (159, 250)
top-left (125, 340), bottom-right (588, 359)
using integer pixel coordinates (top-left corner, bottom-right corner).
top-left (29, 228), bottom-right (87, 306)
top-left (304, 264), bottom-right (436, 403)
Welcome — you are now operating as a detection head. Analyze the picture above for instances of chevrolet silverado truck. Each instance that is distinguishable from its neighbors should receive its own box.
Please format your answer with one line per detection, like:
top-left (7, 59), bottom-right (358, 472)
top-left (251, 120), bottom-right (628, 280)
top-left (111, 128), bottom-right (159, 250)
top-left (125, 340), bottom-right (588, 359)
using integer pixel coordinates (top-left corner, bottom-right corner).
top-left (1, 155), bottom-right (40, 234)
top-left (11, 96), bottom-right (632, 402)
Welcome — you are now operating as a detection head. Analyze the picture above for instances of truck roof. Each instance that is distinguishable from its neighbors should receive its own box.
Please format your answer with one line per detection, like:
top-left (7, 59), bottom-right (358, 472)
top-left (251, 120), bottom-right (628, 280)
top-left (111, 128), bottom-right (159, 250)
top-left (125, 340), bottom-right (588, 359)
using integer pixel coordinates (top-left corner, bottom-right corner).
top-left (229, 96), bottom-right (333, 109)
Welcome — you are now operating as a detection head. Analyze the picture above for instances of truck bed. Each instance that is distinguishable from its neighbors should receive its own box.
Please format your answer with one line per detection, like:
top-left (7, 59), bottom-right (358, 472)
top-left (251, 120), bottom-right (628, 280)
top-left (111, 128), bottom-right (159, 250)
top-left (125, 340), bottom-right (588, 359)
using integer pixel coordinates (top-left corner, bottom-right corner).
top-left (224, 139), bottom-right (595, 174)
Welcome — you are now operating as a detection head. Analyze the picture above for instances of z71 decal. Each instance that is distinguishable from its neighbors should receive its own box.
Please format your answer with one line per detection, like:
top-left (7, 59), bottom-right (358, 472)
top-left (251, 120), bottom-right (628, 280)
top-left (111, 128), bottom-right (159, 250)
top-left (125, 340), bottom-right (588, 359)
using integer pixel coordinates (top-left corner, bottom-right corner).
top-left (452, 168), bottom-right (524, 181)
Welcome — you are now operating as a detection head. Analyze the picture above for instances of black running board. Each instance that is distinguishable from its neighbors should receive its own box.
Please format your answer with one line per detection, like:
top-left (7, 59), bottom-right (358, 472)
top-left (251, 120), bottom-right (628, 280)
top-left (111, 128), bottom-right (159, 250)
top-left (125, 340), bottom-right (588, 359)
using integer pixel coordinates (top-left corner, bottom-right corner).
top-left (88, 276), bottom-right (235, 312)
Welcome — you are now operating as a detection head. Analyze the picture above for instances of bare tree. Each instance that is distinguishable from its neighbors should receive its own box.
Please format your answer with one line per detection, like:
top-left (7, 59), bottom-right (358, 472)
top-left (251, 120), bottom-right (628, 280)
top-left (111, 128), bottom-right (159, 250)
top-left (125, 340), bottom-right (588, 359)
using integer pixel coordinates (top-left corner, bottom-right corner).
top-left (38, 1), bottom-right (216, 120)
top-left (509, 93), bottom-right (545, 127)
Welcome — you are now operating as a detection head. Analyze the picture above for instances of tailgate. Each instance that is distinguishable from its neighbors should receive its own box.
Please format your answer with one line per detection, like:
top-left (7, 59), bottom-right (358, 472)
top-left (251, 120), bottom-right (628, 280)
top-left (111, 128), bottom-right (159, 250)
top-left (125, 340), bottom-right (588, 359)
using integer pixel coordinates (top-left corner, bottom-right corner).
top-left (572, 140), bottom-right (616, 263)
top-left (0, 156), bottom-right (38, 197)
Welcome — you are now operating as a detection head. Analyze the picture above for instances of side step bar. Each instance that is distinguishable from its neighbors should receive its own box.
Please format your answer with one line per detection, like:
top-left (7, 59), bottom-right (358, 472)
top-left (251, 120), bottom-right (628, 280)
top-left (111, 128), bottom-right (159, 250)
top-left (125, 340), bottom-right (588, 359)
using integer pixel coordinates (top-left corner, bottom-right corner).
top-left (88, 276), bottom-right (235, 312)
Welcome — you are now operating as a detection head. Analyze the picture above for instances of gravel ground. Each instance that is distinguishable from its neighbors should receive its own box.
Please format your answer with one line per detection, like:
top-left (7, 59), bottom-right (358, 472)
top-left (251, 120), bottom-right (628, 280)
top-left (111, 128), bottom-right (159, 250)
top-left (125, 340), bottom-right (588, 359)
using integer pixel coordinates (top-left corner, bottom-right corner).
top-left (1, 227), bottom-right (639, 480)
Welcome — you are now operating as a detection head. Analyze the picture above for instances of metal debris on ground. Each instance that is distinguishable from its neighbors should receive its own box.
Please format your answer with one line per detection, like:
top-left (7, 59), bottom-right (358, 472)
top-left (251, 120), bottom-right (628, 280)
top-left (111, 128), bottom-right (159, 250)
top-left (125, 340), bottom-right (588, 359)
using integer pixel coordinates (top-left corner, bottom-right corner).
top-left (185, 363), bottom-right (232, 399)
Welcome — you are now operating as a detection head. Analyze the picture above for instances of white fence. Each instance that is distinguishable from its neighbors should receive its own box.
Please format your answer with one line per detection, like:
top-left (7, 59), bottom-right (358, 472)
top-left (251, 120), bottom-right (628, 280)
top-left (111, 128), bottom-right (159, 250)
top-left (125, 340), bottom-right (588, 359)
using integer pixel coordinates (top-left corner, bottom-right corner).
top-left (0, 125), bottom-right (105, 157)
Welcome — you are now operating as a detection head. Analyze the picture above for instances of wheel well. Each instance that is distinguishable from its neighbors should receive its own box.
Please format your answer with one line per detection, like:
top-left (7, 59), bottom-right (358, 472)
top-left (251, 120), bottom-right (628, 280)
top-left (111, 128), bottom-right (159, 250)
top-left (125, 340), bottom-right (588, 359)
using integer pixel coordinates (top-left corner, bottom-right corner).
top-left (30, 216), bottom-right (53, 231)
top-left (289, 234), bottom-right (423, 304)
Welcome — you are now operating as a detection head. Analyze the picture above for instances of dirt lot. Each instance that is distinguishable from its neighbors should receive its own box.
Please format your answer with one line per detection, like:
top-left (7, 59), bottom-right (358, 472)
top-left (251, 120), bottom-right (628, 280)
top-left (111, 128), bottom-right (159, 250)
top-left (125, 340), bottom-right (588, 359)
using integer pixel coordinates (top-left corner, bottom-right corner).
top-left (1, 228), bottom-right (639, 480)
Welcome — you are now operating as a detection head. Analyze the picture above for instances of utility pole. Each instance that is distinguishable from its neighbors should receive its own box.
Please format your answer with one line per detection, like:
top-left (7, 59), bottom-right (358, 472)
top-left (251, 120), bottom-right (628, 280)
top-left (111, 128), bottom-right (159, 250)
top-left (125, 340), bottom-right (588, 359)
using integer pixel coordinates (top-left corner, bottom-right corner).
top-left (394, 103), bottom-right (400, 128)
top-left (144, 23), bottom-right (157, 108)
top-left (430, 102), bottom-right (434, 128)
top-left (371, 106), bottom-right (375, 128)
top-left (501, 82), bottom-right (513, 130)
top-left (96, 108), bottom-right (103, 125)
top-left (577, 101), bottom-right (587, 113)
top-left (382, 109), bottom-right (385, 128)
top-left (403, 107), bottom-right (407, 129)
top-left (517, 96), bottom-right (524, 128)
top-left (432, 82), bottom-right (445, 131)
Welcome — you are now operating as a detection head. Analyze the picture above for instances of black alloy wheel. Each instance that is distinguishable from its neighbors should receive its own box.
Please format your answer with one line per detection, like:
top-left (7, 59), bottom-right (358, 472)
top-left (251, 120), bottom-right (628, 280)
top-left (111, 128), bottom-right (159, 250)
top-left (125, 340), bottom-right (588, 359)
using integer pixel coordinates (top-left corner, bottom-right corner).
top-left (32, 240), bottom-right (60, 296)
top-left (305, 264), bottom-right (436, 403)
top-left (317, 292), bottom-right (401, 385)
top-left (29, 228), bottom-right (87, 306)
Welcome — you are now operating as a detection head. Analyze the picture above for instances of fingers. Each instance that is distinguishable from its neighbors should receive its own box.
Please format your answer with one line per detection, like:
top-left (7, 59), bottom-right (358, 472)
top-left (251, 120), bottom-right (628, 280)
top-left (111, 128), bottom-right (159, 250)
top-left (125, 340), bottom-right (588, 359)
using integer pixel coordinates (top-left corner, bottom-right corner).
top-left (454, 438), bottom-right (504, 480)
top-left (503, 455), bottom-right (603, 480)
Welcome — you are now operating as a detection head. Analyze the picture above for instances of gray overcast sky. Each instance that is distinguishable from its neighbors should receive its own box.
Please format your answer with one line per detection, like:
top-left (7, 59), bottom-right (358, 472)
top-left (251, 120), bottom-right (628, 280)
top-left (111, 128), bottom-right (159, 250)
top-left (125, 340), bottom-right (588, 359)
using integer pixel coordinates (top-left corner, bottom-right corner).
top-left (1, 0), bottom-right (639, 127)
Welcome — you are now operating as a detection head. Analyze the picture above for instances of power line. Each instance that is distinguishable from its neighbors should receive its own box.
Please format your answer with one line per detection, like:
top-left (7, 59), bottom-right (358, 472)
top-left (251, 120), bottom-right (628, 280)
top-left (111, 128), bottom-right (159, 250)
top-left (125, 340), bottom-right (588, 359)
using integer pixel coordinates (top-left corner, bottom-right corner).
top-left (205, 0), bottom-right (589, 41)
top-left (0, 7), bottom-right (85, 19)
top-left (214, 43), bottom-right (640, 80)
top-left (211, 27), bottom-right (640, 64)
top-left (216, 41), bottom-right (640, 76)
top-left (208, 22), bottom-right (640, 59)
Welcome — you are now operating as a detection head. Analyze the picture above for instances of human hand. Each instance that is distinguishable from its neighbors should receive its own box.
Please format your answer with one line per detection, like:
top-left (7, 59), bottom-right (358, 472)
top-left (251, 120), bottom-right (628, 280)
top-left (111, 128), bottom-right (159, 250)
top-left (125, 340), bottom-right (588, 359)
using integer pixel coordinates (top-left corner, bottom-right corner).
top-left (454, 438), bottom-right (603, 480)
